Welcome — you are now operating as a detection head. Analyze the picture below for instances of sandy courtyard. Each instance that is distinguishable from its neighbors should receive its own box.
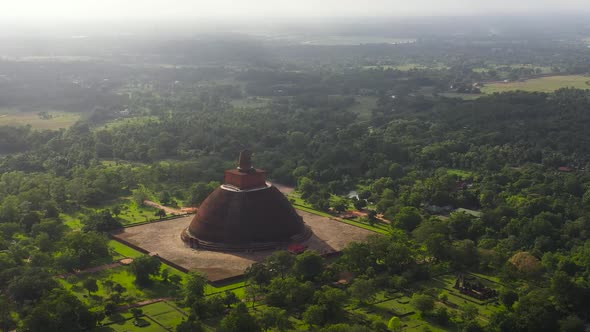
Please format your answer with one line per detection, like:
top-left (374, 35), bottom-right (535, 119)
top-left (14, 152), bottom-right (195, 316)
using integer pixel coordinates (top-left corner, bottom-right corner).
top-left (112, 210), bottom-right (375, 282)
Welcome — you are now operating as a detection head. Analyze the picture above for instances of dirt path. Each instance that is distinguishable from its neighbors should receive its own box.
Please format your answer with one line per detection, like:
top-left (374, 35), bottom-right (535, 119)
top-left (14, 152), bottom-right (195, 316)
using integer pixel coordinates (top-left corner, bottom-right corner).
top-left (57, 261), bottom-right (124, 279)
top-left (143, 200), bottom-right (185, 215)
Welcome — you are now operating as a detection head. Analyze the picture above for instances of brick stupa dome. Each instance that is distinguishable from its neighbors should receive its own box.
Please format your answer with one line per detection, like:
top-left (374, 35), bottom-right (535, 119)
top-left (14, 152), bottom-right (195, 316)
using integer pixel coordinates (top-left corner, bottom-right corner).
top-left (182, 150), bottom-right (312, 251)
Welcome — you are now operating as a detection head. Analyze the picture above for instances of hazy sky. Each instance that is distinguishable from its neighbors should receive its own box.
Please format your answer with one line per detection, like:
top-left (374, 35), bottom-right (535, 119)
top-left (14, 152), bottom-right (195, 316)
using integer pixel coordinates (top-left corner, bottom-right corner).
top-left (1, 0), bottom-right (589, 21)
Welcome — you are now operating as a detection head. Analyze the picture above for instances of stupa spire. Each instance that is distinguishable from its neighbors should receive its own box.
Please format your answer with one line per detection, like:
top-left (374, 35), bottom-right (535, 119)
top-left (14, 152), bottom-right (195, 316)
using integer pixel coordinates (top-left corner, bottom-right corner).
top-left (237, 149), bottom-right (253, 172)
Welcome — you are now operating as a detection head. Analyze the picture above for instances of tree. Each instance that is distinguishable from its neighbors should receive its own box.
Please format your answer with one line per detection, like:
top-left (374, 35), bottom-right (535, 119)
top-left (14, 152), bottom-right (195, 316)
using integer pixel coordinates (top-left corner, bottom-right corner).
top-left (448, 211), bottom-right (475, 240)
top-left (223, 290), bottom-right (239, 308)
top-left (265, 277), bottom-right (314, 310)
top-left (219, 303), bottom-right (261, 332)
top-left (132, 185), bottom-right (151, 205)
top-left (294, 250), bottom-right (324, 281)
top-left (340, 241), bottom-right (373, 274)
top-left (413, 220), bottom-right (451, 261)
top-left (499, 288), bottom-right (519, 309)
top-left (353, 198), bottom-right (367, 211)
top-left (387, 316), bottom-right (402, 332)
top-left (6, 269), bottom-right (57, 304)
top-left (245, 262), bottom-right (272, 285)
top-left (245, 282), bottom-right (263, 309)
top-left (0, 295), bottom-right (16, 332)
top-left (188, 182), bottom-right (214, 206)
top-left (266, 250), bottom-right (295, 278)
top-left (23, 289), bottom-right (97, 332)
top-left (509, 251), bottom-right (543, 278)
top-left (258, 306), bottom-right (290, 332)
top-left (183, 272), bottom-right (207, 306)
top-left (558, 315), bottom-right (585, 332)
top-left (462, 320), bottom-right (484, 332)
top-left (130, 255), bottom-right (161, 286)
top-left (82, 278), bottom-right (99, 296)
top-left (303, 304), bottom-right (326, 328)
top-left (58, 231), bottom-right (110, 270)
top-left (513, 289), bottom-right (560, 332)
top-left (20, 212), bottom-right (41, 232)
top-left (155, 209), bottom-right (166, 219)
top-left (450, 239), bottom-right (479, 270)
top-left (161, 268), bottom-right (170, 282)
top-left (461, 304), bottom-right (479, 322)
top-left (348, 277), bottom-right (377, 304)
top-left (331, 197), bottom-right (349, 213)
top-left (169, 274), bottom-right (182, 286)
top-left (176, 319), bottom-right (205, 332)
top-left (411, 294), bottom-right (435, 313)
top-left (315, 286), bottom-right (348, 322)
top-left (393, 206), bottom-right (422, 232)
top-left (130, 308), bottom-right (143, 321)
top-left (82, 210), bottom-right (122, 232)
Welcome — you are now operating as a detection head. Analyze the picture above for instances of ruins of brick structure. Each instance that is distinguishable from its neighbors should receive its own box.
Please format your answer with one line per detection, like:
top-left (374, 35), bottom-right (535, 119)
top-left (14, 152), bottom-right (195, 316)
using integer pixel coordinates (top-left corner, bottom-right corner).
top-left (181, 150), bottom-right (312, 251)
top-left (454, 274), bottom-right (498, 300)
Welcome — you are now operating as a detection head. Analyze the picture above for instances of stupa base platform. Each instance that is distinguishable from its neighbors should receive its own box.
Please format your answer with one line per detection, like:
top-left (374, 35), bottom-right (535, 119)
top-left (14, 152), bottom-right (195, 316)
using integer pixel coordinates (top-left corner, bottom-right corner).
top-left (181, 225), bottom-right (313, 252)
top-left (111, 210), bottom-right (375, 283)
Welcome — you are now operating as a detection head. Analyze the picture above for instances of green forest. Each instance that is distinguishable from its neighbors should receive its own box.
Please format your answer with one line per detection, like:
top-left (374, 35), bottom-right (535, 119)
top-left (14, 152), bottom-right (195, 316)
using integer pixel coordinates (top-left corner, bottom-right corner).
top-left (1, 16), bottom-right (590, 332)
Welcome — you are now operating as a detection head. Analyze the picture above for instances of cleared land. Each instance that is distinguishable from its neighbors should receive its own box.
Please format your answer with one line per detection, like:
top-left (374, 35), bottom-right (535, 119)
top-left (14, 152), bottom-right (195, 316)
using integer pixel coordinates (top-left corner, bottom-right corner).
top-left (299, 36), bottom-right (415, 46)
top-left (0, 109), bottom-right (81, 129)
top-left (482, 75), bottom-right (590, 93)
top-left (112, 210), bottom-right (375, 282)
top-left (362, 63), bottom-right (446, 71)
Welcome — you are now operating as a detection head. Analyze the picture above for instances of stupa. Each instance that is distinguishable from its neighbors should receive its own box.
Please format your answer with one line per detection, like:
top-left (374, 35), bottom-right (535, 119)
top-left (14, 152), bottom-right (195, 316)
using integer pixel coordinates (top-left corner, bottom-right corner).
top-left (181, 150), bottom-right (312, 251)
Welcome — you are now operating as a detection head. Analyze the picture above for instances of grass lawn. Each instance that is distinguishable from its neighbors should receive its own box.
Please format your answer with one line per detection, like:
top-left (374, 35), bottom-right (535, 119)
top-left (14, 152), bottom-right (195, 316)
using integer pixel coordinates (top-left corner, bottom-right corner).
top-left (0, 108), bottom-right (81, 129)
top-left (59, 265), bottom-right (183, 307)
top-left (438, 92), bottom-right (482, 100)
top-left (109, 240), bottom-right (145, 259)
top-left (482, 75), bottom-right (590, 93)
top-left (95, 317), bottom-right (168, 332)
top-left (362, 63), bottom-right (446, 71)
top-left (301, 36), bottom-right (415, 46)
top-left (140, 301), bottom-right (188, 329)
top-left (102, 116), bottom-right (160, 130)
top-left (347, 96), bottom-right (378, 121)
top-left (446, 168), bottom-right (474, 179)
top-left (108, 199), bottom-right (160, 225)
top-left (62, 213), bottom-right (84, 230)
top-left (230, 97), bottom-right (270, 109)
top-left (63, 199), bottom-right (161, 232)
top-left (350, 293), bottom-right (450, 332)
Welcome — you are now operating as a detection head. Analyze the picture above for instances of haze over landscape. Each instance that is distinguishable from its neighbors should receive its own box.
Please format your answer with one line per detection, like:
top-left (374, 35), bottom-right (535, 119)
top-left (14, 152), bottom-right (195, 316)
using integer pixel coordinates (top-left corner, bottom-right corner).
top-left (2, 0), bottom-right (590, 20)
top-left (1, 1), bottom-right (590, 332)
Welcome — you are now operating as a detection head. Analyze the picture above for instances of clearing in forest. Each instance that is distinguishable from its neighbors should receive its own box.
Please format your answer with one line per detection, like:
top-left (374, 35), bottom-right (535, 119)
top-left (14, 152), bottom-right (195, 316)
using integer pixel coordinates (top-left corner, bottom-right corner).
top-left (482, 75), bottom-right (590, 93)
top-left (0, 109), bottom-right (81, 129)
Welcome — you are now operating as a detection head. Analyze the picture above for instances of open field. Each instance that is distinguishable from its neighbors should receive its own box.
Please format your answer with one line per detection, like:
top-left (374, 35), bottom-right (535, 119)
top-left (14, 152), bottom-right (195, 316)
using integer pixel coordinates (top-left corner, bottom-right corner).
top-left (62, 200), bottom-right (162, 231)
top-left (298, 36), bottom-right (415, 46)
top-left (446, 168), bottom-right (475, 179)
top-left (58, 265), bottom-right (181, 307)
top-left (230, 97), bottom-right (270, 109)
top-left (102, 116), bottom-right (160, 130)
top-left (347, 96), bottom-right (377, 120)
top-left (95, 301), bottom-right (189, 332)
top-left (0, 109), bottom-right (81, 129)
top-left (482, 75), bottom-right (590, 93)
top-left (363, 63), bottom-right (446, 71)
top-left (473, 64), bottom-right (553, 74)
top-left (438, 92), bottom-right (482, 100)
